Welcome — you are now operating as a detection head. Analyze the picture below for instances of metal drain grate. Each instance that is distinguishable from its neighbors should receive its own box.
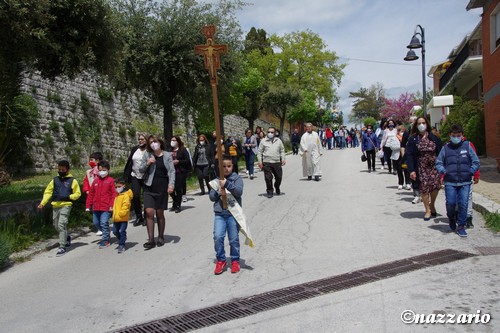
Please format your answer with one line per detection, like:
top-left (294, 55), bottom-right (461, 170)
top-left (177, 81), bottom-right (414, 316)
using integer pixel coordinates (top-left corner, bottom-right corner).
top-left (114, 249), bottom-right (475, 333)
top-left (475, 246), bottom-right (500, 256)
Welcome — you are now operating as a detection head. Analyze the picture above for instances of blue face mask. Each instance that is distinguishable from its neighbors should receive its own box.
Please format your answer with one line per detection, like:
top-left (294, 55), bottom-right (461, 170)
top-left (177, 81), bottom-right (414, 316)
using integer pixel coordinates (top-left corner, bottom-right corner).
top-left (450, 136), bottom-right (462, 145)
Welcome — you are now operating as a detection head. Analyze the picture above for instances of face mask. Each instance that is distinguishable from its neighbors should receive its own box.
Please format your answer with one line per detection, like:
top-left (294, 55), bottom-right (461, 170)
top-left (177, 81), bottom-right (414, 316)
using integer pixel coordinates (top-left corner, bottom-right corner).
top-left (170, 141), bottom-right (178, 148)
top-left (199, 140), bottom-right (205, 145)
top-left (98, 170), bottom-right (108, 178)
top-left (417, 124), bottom-right (426, 133)
top-left (58, 171), bottom-right (67, 177)
top-left (89, 161), bottom-right (96, 168)
top-left (388, 124), bottom-right (394, 128)
top-left (150, 142), bottom-right (160, 151)
top-left (116, 186), bottom-right (124, 194)
top-left (367, 129), bottom-right (372, 133)
top-left (450, 136), bottom-right (462, 145)
top-left (267, 133), bottom-right (274, 139)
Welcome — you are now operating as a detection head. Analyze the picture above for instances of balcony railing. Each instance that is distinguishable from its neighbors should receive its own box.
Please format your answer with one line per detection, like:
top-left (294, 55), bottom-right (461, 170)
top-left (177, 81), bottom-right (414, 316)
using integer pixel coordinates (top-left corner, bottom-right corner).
top-left (439, 42), bottom-right (470, 92)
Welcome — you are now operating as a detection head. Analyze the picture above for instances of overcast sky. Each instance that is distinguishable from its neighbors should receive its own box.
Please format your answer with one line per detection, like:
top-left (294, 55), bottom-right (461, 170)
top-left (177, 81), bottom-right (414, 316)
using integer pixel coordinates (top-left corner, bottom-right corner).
top-left (223, 0), bottom-right (483, 123)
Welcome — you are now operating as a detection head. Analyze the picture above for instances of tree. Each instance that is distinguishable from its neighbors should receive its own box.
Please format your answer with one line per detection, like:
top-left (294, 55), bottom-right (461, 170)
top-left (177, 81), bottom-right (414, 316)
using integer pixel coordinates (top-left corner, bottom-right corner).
top-left (244, 27), bottom-right (270, 55)
top-left (380, 92), bottom-right (417, 124)
top-left (288, 90), bottom-right (317, 128)
top-left (235, 66), bottom-right (266, 129)
top-left (262, 85), bottom-right (301, 135)
top-left (117, 0), bottom-right (245, 139)
top-left (348, 83), bottom-right (385, 124)
top-left (0, 0), bottom-right (122, 103)
top-left (269, 30), bottom-right (345, 109)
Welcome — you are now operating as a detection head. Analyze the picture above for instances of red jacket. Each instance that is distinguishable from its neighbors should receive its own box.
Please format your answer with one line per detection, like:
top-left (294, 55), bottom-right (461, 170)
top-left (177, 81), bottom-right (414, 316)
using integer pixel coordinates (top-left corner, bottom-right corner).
top-left (86, 175), bottom-right (116, 211)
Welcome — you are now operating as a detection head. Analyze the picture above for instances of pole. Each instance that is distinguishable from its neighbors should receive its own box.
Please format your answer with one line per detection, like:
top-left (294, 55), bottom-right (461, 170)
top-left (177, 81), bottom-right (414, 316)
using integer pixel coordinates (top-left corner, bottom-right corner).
top-left (211, 83), bottom-right (227, 209)
top-left (418, 25), bottom-right (427, 119)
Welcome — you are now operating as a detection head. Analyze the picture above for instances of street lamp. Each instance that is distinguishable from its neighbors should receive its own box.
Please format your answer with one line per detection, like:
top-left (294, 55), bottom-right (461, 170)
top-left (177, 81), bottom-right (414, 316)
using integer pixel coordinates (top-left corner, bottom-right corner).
top-left (404, 25), bottom-right (426, 119)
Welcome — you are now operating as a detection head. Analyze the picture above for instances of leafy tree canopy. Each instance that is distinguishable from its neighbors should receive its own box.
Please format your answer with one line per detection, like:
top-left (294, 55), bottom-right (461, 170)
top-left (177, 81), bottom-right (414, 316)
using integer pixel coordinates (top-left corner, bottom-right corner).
top-left (348, 83), bottom-right (385, 124)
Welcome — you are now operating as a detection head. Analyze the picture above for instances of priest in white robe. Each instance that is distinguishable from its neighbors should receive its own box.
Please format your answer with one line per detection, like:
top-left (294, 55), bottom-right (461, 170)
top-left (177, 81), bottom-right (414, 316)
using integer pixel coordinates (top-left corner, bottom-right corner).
top-left (299, 123), bottom-right (323, 181)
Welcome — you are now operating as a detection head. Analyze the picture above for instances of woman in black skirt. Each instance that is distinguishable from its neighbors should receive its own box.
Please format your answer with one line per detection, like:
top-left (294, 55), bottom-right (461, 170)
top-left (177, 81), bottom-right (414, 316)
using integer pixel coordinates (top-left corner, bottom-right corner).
top-left (140, 135), bottom-right (175, 249)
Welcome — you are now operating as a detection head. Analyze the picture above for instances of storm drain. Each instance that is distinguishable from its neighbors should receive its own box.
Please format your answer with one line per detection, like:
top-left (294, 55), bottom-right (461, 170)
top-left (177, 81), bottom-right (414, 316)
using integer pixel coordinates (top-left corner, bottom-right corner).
top-left (114, 249), bottom-right (475, 333)
top-left (475, 246), bottom-right (500, 256)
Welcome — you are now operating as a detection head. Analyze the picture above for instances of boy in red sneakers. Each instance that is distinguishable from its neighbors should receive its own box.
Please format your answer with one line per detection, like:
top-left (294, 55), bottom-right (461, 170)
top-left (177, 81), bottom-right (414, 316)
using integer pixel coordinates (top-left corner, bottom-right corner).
top-left (86, 160), bottom-right (116, 248)
top-left (209, 156), bottom-right (244, 275)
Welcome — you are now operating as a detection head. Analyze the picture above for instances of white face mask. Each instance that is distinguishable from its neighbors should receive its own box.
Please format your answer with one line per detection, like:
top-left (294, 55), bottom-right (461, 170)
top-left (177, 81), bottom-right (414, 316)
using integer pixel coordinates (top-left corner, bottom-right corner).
top-left (98, 170), bottom-right (108, 178)
top-left (170, 141), bottom-right (178, 148)
top-left (417, 124), bottom-right (427, 133)
top-left (150, 142), bottom-right (160, 151)
top-left (199, 140), bottom-right (205, 145)
top-left (267, 133), bottom-right (274, 139)
top-left (115, 186), bottom-right (124, 194)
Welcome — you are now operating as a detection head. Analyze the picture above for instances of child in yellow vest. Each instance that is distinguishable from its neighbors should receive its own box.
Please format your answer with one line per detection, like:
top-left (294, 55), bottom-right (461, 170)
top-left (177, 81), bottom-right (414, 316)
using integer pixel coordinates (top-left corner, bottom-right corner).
top-left (112, 179), bottom-right (133, 253)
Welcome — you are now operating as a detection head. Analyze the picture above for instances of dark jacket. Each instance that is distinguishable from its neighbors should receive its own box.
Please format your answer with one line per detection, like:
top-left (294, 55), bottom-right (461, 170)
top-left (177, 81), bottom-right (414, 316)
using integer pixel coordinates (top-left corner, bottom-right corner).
top-left (361, 132), bottom-right (379, 152)
top-left (170, 147), bottom-right (192, 173)
top-left (123, 145), bottom-right (140, 182)
top-left (436, 140), bottom-right (480, 184)
top-left (209, 172), bottom-right (243, 215)
top-left (291, 132), bottom-right (301, 144)
top-left (192, 143), bottom-right (214, 167)
top-left (406, 132), bottom-right (443, 174)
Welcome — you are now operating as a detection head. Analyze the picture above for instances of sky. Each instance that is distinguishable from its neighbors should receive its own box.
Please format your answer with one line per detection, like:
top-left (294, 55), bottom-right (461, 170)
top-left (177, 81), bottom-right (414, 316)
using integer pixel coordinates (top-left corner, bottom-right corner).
top-left (220, 0), bottom-right (483, 123)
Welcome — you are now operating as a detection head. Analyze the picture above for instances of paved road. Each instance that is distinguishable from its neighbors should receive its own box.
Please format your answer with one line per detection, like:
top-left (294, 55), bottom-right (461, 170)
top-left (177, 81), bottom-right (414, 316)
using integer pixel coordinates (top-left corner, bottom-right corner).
top-left (1, 147), bottom-right (499, 333)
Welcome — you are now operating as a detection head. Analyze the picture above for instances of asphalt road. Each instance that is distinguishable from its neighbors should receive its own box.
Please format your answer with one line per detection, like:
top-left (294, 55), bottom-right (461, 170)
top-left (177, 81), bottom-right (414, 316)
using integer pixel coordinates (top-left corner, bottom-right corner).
top-left (1, 147), bottom-right (499, 333)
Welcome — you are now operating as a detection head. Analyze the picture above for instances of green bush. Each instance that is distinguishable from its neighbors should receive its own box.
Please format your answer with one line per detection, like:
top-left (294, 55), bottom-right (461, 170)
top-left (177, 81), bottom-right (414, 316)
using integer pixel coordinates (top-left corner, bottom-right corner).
top-left (484, 211), bottom-right (500, 232)
top-left (440, 97), bottom-right (485, 155)
top-left (63, 121), bottom-right (76, 144)
top-left (118, 126), bottom-right (127, 140)
top-left (47, 90), bottom-right (62, 104)
top-left (0, 233), bottom-right (11, 269)
top-left (362, 117), bottom-right (377, 127)
top-left (97, 86), bottom-right (114, 102)
top-left (49, 119), bottom-right (59, 132)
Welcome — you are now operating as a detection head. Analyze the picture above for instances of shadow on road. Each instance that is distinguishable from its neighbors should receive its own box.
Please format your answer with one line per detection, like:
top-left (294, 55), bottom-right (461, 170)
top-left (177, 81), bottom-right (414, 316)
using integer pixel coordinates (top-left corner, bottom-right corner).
top-left (400, 211), bottom-right (424, 219)
top-left (162, 234), bottom-right (181, 244)
top-left (427, 224), bottom-right (452, 233)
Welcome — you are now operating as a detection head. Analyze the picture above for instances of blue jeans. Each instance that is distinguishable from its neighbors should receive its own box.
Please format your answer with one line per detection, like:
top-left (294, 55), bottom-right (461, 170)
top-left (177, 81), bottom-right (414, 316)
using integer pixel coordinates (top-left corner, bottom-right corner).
top-left (245, 151), bottom-right (255, 175)
top-left (93, 211), bottom-right (111, 242)
top-left (445, 184), bottom-right (470, 227)
top-left (112, 222), bottom-right (127, 246)
top-left (213, 213), bottom-right (240, 262)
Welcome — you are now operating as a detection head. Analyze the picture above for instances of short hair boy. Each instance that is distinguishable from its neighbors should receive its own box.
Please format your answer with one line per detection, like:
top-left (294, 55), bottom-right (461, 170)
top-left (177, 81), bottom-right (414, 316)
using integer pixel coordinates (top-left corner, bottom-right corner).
top-left (436, 124), bottom-right (480, 237)
top-left (209, 155), bottom-right (244, 275)
top-left (85, 159), bottom-right (116, 248)
top-left (38, 160), bottom-right (81, 256)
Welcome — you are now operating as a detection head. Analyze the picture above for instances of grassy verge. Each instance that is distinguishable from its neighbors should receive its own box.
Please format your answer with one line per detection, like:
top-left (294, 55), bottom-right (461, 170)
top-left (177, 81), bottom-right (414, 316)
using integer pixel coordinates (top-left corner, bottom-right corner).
top-left (483, 211), bottom-right (500, 232)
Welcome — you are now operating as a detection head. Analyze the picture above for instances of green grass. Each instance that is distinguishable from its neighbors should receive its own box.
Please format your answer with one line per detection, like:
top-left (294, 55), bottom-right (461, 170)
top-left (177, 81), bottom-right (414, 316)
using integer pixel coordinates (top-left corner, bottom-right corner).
top-left (484, 211), bottom-right (500, 232)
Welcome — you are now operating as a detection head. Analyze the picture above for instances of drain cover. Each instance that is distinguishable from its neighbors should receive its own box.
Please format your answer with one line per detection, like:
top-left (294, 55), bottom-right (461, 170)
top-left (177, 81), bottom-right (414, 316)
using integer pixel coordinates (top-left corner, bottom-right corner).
top-left (113, 249), bottom-right (475, 333)
top-left (475, 246), bottom-right (500, 256)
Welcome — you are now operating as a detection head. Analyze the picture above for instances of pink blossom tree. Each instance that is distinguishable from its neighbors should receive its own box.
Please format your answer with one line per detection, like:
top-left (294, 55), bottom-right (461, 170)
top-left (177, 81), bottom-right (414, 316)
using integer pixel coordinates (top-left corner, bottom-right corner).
top-left (381, 93), bottom-right (417, 124)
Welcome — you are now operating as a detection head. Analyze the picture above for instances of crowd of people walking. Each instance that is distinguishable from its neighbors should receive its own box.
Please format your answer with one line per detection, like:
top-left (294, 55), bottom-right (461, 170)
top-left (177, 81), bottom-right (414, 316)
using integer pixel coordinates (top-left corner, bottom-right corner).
top-left (37, 117), bottom-right (480, 275)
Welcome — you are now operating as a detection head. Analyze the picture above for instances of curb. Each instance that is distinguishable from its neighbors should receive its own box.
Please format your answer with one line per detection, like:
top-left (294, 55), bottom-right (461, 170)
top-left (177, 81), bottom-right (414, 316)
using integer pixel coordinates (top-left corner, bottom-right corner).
top-left (472, 191), bottom-right (500, 216)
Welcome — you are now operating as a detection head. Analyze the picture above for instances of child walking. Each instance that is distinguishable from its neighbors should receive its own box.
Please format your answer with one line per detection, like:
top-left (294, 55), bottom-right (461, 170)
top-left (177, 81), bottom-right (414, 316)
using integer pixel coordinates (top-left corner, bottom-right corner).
top-left (209, 156), bottom-right (244, 275)
top-left (112, 179), bottom-right (133, 253)
top-left (38, 160), bottom-right (81, 257)
top-left (83, 151), bottom-right (104, 235)
top-left (86, 160), bottom-right (116, 248)
top-left (436, 124), bottom-right (480, 237)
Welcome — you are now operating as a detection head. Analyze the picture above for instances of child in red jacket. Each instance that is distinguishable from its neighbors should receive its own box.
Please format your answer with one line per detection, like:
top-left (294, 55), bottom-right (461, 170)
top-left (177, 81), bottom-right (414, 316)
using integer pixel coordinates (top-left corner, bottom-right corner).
top-left (86, 160), bottom-right (116, 248)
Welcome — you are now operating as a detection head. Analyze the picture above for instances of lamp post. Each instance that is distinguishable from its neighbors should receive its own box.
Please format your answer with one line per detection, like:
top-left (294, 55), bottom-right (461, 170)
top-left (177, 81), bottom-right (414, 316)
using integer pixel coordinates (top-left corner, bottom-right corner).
top-left (404, 25), bottom-right (426, 119)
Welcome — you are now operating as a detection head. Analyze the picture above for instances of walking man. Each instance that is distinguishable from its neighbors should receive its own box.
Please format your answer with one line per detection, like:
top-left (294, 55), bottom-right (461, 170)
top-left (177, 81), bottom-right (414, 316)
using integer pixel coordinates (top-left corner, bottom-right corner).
top-left (300, 123), bottom-right (323, 181)
top-left (291, 128), bottom-right (300, 155)
top-left (258, 127), bottom-right (286, 198)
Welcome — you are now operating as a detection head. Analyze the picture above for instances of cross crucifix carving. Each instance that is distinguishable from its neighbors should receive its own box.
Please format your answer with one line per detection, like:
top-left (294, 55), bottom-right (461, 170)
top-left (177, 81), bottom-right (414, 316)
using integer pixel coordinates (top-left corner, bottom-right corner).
top-left (194, 25), bottom-right (228, 85)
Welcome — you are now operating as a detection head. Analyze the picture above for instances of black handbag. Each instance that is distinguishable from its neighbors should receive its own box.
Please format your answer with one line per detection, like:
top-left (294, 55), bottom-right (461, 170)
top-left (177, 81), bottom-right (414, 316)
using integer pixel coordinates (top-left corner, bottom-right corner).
top-left (361, 153), bottom-right (367, 162)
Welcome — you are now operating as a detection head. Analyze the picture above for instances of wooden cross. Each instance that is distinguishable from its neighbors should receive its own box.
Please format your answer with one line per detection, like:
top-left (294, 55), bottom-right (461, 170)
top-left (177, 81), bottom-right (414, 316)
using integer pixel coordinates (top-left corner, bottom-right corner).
top-left (195, 25), bottom-right (228, 208)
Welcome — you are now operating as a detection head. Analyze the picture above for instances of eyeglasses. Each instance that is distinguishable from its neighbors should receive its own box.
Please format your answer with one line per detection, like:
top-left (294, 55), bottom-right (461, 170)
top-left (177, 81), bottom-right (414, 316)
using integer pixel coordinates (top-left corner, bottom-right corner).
top-left (149, 140), bottom-right (157, 144)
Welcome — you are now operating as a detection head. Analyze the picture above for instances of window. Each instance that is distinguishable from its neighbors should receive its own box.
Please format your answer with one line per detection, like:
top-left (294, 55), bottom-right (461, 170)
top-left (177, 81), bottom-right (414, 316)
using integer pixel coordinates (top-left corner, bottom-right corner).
top-left (491, 3), bottom-right (500, 52)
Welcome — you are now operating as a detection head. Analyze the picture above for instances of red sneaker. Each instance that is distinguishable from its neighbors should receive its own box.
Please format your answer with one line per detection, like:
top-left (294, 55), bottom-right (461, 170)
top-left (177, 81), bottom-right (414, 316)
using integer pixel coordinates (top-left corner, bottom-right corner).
top-left (231, 261), bottom-right (240, 273)
top-left (214, 261), bottom-right (226, 275)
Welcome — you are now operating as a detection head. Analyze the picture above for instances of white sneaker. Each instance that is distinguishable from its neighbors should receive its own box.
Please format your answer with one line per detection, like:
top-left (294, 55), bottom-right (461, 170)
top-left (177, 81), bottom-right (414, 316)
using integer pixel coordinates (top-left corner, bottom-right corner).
top-left (412, 196), bottom-right (421, 204)
top-left (405, 184), bottom-right (412, 190)
top-left (96, 230), bottom-right (103, 236)
top-left (397, 185), bottom-right (403, 190)
top-left (182, 195), bottom-right (187, 203)
top-left (380, 166), bottom-right (384, 170)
